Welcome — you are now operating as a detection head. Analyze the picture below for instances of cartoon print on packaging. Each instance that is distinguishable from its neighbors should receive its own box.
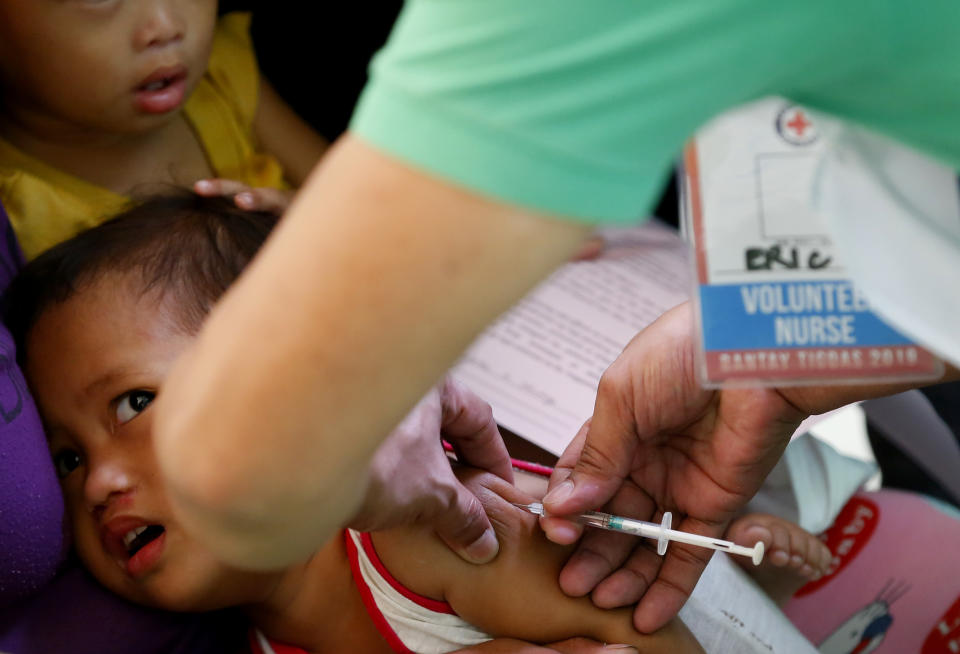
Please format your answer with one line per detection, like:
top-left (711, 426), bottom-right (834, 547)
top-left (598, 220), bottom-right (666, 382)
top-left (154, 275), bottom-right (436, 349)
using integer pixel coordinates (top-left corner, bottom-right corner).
top-left (818, 580), bottom-right (909, 654)
top-left (784, 491), bottom-right (960, 654)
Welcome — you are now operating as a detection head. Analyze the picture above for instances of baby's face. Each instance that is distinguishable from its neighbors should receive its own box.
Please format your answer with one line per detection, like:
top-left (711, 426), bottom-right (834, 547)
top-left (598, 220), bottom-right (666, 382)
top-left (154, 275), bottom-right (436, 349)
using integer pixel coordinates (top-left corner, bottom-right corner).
top-left (25, 274), bottom-right (272, 611)
top-left (0, 0), bottom-right (217, 135)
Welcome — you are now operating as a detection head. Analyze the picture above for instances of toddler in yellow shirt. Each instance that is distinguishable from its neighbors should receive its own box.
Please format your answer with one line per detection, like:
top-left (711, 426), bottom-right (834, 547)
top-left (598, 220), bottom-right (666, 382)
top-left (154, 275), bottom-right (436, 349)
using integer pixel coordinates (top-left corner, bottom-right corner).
top-left (0, 1), bottom-right (326, 259)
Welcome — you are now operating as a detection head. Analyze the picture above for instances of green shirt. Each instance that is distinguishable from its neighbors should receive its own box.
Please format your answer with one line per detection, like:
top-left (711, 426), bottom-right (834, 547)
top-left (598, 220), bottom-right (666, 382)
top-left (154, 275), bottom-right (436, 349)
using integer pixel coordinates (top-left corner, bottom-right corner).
top-left (351, 0), bottom-right (960, 223)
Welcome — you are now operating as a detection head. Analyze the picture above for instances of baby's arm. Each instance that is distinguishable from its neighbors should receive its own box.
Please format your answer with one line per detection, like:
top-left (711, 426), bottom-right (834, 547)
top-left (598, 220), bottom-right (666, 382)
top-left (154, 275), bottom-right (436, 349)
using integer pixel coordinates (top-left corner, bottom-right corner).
top-left (372, 468), bottom-right (704, 653)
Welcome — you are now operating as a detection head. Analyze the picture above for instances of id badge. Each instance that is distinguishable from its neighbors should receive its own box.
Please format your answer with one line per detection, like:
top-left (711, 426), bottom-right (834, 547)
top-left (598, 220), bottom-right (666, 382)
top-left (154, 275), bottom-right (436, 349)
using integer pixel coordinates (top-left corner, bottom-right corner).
top-left (681, 98), bottom-right (943, 387)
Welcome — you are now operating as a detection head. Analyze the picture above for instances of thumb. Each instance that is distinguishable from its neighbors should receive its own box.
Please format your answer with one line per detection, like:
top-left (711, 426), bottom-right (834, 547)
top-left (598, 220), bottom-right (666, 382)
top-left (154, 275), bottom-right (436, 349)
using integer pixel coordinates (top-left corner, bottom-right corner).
top-left (543, 380), bottom-right (637, 516)
top-left (434, 481), bottom-right (499, 565)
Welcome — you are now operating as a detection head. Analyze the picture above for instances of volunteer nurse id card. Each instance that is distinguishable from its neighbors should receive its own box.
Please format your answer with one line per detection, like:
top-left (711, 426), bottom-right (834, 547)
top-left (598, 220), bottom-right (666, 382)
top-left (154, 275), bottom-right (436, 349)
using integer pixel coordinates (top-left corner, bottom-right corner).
top-left (681, 98), bottom-right (942, 386)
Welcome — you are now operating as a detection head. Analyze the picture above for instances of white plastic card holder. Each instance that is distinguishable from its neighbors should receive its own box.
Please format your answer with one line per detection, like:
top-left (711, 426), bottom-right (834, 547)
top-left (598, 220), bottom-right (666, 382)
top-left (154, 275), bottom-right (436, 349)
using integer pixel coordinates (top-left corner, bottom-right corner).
top-left (680, 97), bottom-right (946, 387)
top-left (815, 127), bottom-right (960, 371)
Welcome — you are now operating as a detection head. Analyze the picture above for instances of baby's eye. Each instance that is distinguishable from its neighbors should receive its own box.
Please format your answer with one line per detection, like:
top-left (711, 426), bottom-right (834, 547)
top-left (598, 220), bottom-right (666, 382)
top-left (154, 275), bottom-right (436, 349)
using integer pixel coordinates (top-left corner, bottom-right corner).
top-left (115, 390), bottom-right (155, 424)
top-left (52, 450), bottom-right (83, 479)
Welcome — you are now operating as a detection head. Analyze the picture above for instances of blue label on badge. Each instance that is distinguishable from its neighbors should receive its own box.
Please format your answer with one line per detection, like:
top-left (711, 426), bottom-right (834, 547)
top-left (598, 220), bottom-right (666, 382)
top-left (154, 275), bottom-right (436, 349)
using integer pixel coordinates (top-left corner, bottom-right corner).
top-left (699, 281), bottom-right (913, 350)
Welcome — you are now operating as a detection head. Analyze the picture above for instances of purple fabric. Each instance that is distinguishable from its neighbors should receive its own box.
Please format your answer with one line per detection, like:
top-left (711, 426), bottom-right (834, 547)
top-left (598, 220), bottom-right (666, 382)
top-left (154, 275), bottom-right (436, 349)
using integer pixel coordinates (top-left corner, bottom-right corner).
top-left (0, 566), bottom-right (245, 654)
top-left (0, 201), bottom-right (246, 652)
top-left (0, 208), bottom-right (64, 605)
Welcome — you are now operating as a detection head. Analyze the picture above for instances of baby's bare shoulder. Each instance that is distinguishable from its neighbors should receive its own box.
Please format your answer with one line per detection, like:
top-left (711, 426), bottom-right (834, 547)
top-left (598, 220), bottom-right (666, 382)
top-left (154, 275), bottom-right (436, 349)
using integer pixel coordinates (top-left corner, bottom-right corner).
top-left (369, 467), bottom-right (552, 598)
top-left (370, 468), bottom-right (703, 652)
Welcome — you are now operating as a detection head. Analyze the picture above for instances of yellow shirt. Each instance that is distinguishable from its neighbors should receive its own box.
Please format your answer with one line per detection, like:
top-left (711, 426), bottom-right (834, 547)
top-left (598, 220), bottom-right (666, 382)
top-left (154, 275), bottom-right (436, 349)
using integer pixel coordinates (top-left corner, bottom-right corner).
top-left (0, 12), bottom-right (286, 260)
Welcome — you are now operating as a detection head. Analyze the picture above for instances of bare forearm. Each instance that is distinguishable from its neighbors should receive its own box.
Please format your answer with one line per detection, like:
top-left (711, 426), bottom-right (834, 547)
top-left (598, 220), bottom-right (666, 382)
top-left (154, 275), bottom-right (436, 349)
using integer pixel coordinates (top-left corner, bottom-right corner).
top-left (153, 135), bottom-right (589, 568)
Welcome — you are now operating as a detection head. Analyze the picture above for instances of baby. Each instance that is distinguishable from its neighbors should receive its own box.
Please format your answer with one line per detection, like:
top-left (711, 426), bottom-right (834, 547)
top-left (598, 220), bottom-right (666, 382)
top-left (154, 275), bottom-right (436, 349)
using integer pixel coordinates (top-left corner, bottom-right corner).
top-left (0, 0), bottom-right (325, 259)
top-left (3, 193), bottom-right (829, 653)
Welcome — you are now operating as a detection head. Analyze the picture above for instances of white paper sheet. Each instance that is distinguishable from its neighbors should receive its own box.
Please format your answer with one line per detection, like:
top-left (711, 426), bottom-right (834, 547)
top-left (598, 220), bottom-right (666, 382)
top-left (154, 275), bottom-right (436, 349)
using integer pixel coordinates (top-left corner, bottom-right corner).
top-left (452, 220), bottom-right (690, 455)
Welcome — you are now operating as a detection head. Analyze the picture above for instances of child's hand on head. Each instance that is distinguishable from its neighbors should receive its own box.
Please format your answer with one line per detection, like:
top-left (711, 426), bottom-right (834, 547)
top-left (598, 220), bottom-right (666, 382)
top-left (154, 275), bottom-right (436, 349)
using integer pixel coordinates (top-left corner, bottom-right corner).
top-left (194, 179), bottom-right (293, 215)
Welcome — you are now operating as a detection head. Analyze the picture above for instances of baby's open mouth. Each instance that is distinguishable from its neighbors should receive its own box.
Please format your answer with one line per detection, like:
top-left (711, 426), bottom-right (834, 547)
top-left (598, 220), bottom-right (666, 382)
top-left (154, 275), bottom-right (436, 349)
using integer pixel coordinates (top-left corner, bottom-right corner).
top-left (139, 78), bottom-right (174, 92)
top-left (136, 65), bottom-right (187, 94)
top-left (123, 525), bottom-right (165, 557)
top-left (132, 65), bottom-right (189, 114)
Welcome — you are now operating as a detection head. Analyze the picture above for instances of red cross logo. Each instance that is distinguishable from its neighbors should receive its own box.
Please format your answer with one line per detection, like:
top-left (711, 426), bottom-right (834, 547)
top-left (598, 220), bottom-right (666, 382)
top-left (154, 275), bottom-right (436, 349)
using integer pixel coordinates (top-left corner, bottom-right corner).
top-left (776, 105), bottom-right (818, 145)
top-left (786, 110), bottom-right (811, 137)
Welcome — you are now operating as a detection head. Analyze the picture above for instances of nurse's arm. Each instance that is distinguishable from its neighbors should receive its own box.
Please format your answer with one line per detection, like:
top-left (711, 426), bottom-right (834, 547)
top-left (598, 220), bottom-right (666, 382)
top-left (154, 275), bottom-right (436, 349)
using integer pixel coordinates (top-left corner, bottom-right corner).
top-left (153, 134), bottom-right (590, 568)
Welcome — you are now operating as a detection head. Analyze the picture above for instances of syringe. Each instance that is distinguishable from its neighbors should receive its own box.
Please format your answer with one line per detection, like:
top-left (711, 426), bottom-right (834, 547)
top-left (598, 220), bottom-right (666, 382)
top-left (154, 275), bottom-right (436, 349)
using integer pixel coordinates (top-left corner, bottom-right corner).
top-left (514, 502), bottom-right (764, 565)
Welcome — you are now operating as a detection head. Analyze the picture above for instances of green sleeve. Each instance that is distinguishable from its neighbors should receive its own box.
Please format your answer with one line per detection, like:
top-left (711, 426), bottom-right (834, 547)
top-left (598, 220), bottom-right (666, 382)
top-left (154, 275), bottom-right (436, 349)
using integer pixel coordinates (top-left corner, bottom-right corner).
top-left (350, 0), bottom-right (960, 224)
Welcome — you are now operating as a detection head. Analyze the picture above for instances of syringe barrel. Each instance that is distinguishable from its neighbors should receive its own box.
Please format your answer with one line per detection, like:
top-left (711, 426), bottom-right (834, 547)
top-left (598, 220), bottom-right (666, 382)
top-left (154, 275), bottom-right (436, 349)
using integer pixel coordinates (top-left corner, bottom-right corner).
top-left (610, 515), bottom-right (663, 539)
top-left (580, 511), bottom-right (662, 539)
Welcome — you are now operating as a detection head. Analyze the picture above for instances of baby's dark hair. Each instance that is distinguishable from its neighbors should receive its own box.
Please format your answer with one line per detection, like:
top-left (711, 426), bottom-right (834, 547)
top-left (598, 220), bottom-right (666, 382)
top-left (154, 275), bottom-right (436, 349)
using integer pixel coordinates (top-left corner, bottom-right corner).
top-left (3, 191), bottom-right (276, 362)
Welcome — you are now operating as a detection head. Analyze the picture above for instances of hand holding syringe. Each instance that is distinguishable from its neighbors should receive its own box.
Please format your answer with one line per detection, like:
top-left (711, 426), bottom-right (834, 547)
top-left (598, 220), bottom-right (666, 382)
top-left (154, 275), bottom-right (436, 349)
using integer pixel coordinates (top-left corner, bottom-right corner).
top-left (514, 502), bottom-right (764, 565)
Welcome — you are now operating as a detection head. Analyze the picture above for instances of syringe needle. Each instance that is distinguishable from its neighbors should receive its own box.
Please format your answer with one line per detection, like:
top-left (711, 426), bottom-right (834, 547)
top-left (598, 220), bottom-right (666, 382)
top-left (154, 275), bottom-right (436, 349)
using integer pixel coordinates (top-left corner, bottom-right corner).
top-left (513, 502), bottom-right (764, 565)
